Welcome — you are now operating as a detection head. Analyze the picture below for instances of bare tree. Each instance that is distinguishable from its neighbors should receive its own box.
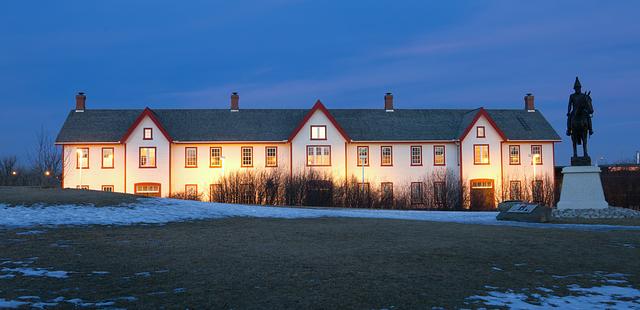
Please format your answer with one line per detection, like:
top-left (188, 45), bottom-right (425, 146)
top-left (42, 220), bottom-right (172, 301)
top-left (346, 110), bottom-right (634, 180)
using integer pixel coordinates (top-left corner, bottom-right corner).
top-left (30, 128), bottom-right (61, 187)
top-left (0, 156), bottom-right (18, 185)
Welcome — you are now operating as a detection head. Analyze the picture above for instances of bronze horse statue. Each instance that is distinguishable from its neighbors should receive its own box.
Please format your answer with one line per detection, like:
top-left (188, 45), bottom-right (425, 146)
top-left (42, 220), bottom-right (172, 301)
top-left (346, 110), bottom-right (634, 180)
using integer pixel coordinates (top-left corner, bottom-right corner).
top-left (566, 77), bottom-right (593, 163)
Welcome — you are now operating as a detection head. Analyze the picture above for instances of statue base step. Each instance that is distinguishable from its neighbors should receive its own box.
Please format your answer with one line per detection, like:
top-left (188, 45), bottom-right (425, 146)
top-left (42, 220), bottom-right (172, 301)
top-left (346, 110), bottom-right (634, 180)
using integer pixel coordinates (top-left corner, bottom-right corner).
top-left (557, 166), bottom-right (608, 210)
top-left (571, 156), bottom-right (592, 166)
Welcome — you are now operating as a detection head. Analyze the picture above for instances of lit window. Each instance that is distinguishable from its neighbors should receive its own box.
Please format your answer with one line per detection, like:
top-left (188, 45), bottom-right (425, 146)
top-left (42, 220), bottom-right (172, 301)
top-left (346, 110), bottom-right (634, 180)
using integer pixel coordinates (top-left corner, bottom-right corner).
top-left (411, 182), bottom-right (423, 204)
top-left (474, 144), bottom-right (489, 165)
top-left (210, 147), bottom-right (222, 167)
top-left (265, 147), bottom-right (278, 167)
top-left (357, 182), bottom-right (370, 194)
top-left (241, 147), bottom-right (253, 167)
top-left (102, 185), bottom-right (114, 192)
top-left (434, 182), bottom-right (445, 204)
top-left (310, 125), bottom-right (326, 140)
top-left (410, 146), bottom-right (422, 166)
top-left (139, 147), bottom-right (156, 168)
top-left (185, 184), bottom-right (198, 196)
top-left (135, 183), bottom-right (160, 197)
top-left (471, 179), bottom-right (493, 189)
top-left (240, 184), bottom-right (254, 204)
top-left (307, 146), bottom-right (331, 166)
top-left (509, 181), bottom-right (522, 200)
top-left (143, 128), bottom-right (153, 140)
top-left (76, 185), bottom-right (89, 190)
top-left (185, 147), bottom-right (197, 168)
top-left (102, 148), bottom-right (114, 168)
top-left (509, 145), bottom-right (521, 165)
top-left (532, 145), bottom-right (543, 165)
top-left (381, 146), bottom-right (393, 166)
top-left (381, 182), bottom-right (394, 201)
top-left (434, 145), bottom-right (445, 166)
top-left (476, 126), bottom-right (485, 138)
top-left (76, 148), bottom-right (89, 169)
top-left (532, 180), bottom-right (543, 203)
top-left (357, 146), bottom-right (369, 166)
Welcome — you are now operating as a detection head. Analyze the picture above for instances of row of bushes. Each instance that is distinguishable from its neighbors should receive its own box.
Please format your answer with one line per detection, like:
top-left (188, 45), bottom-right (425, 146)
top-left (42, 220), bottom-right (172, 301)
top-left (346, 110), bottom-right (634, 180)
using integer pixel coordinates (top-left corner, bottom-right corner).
top-left (170, 169), bottom-right (556, 210)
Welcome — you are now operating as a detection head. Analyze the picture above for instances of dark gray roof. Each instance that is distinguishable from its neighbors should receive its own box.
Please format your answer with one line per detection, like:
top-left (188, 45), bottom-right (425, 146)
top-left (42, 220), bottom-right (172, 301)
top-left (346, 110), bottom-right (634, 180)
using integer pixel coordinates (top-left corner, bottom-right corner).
top-left (56, 108), bottom-right (561, 143)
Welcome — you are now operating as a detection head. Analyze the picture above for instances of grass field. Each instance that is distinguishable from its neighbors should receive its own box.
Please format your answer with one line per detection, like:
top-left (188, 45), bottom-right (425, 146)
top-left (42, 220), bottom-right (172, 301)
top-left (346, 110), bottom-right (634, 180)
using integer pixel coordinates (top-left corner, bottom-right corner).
top-left (0, 186), bottom-right (144, 206)
top-left (1, 217), bottom-right (639, 308)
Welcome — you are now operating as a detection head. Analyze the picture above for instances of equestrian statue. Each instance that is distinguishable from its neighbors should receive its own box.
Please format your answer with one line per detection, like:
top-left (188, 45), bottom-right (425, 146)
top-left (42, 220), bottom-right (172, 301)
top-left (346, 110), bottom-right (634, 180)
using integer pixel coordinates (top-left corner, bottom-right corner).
top-left (566, 76), bottom-right (594, 166)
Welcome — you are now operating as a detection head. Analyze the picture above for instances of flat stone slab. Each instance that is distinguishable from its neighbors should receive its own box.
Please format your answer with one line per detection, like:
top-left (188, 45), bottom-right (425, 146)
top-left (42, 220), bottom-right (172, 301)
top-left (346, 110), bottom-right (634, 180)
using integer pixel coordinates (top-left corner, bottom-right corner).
top-left (497, 203), bottom-right (552, 223)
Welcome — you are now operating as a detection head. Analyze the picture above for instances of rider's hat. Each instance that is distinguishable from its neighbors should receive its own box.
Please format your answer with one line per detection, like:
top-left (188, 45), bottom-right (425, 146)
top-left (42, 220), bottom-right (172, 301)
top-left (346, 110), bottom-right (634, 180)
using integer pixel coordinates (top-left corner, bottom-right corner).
top-left (574, 76), bottom-right (582, 89)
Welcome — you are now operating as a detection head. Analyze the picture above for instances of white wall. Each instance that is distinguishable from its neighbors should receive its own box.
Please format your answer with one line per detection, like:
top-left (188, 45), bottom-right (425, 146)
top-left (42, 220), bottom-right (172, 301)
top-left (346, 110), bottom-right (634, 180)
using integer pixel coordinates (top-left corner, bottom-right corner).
top-left (124, 116), bottom-right (171, 196)
top-left (290, 110), bottom-right (347, 180)
top-left (62, 144), bottom-right (124, 191)
top-left (460, 115), bottom-right (504, 197)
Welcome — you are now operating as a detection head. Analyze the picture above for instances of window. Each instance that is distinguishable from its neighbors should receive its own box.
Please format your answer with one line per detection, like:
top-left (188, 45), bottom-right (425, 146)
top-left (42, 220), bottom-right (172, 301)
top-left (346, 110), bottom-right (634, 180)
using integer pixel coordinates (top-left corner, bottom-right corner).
top-left (310, 125), bottom-right (327, 140)
top-left (210, 147), bottom-right (222, 167)
top-left (76, 148), bottom-right (89, 169)
top-left (76, 185), bottom-right (89, 190)
top-left (476, 126), bottom-right (486, 138)
top-left (411, 182), bottom-right (423, 204)
top-left (410, 146), bottom-right (422, 166)
top-left (531, 145), bottom-right (543, 165)
top-left (473, 144), bottom-right (490, 165)
top-left (102, 185), bottom-right (114, 192)
top-left (381, 146), bottom-right (393, 166)
top-left (185, 147), bottom-right (198, 168)
top-left (381, 182), bottom-right (394, 201)
top-left (434, 182), bottom-right (445, 205)
top-left (210, 184), bottom-right (222, 202)
top-left (532, 180), bottom-right (544, 203)
top-left (241, 147), bottom-right (253, 167)
top-left (357, 146), bottom-right (369, 166)
top-left (509, 181), bottom-right (522, 201)
top-left (102, 148), bottom-right (114, 168)
top-left (434, 145), bottom-right (445, 166)
top-left (307, 146), bottom-right (331, 166)
top-left (357, 182), bottom-right (370, 194)
top-left (143, 128), bottom-right (153, 140)
top-left (509, 145), bottom-right (521, 165)
top-left (240, 184), bottom-right (254, 204)
top-left (139, 147), bottom-right (157, 168)
top-left (185, 184), bottom-right (198, 196)
top-left (265, 147), bottom-right (278, 167)
top-left (135, 183), bottom-right (161, 197)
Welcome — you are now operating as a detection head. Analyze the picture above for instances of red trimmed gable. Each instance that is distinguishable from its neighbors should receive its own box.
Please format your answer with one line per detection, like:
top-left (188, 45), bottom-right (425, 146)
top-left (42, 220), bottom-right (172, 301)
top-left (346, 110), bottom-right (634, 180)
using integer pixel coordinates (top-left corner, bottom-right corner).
top-left (459, 108), bottom-right (507, 141)
top-left (287, 100), bottom-right (351, 142)
top-left (121, 107), bottom-right (173, 143)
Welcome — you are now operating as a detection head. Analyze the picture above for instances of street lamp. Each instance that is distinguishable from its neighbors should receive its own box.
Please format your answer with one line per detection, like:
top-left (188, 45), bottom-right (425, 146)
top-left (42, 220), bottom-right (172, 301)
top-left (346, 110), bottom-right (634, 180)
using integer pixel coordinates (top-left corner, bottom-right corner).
top-left (44, 170), bottom-right (51, 177)
top-left (11, 171), bottom-right (17, 176)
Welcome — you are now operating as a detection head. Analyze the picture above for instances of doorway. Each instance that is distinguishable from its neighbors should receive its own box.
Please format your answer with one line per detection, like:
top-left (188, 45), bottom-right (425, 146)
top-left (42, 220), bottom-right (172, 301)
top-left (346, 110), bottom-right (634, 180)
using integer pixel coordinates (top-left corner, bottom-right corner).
top-left (470, 179), bottom-right (495, 210)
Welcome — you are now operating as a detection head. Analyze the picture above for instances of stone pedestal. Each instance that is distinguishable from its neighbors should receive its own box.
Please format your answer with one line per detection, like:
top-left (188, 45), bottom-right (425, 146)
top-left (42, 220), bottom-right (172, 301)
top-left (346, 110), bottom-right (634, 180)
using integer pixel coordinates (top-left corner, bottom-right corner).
top-left (557, 166), bottom-right (608, 210)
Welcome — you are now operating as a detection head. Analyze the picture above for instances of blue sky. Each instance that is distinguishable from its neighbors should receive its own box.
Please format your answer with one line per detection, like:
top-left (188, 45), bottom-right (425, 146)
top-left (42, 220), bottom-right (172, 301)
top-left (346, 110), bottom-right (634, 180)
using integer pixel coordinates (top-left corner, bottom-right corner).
top-left (1, 1), bottom-right (638, 165)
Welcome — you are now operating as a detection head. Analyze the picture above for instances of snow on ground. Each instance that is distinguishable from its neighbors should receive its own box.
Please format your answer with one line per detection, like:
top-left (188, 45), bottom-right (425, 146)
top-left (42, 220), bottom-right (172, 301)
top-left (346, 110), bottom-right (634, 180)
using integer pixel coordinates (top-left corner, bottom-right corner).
top-left (1, 198), bottom-right (639, 231)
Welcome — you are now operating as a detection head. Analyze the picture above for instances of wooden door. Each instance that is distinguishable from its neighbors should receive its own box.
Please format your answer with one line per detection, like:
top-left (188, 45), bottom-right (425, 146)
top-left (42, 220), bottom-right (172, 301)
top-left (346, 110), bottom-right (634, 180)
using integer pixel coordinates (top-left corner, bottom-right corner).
top-left (470, 179), bottom-right (495, 210)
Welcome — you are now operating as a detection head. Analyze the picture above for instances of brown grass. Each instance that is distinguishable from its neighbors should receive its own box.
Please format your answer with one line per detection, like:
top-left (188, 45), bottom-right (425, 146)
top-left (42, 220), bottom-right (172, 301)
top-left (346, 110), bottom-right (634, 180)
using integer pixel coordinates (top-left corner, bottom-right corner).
top-left (1, 218), bottom-right (639, 308)
top-left (0, 186), bottom-right (145, 206)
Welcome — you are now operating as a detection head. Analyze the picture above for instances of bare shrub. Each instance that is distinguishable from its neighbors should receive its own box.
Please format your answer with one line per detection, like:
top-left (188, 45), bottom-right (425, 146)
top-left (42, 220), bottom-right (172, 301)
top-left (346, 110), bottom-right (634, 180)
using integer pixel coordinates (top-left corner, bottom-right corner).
top-left (170, 191), bottom-right (203, 201)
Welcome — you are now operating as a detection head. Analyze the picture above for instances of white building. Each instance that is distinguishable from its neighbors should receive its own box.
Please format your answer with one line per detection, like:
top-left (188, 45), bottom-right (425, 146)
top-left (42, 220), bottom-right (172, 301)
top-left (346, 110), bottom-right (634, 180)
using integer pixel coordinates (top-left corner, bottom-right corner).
top-left (56, 92), bottom-right (560, 209)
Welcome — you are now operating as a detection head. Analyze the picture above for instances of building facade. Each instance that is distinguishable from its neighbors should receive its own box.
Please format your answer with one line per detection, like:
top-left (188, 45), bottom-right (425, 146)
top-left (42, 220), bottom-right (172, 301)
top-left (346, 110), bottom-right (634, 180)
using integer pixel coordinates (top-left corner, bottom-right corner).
top-left (56, 92), bottom-right (560, 209)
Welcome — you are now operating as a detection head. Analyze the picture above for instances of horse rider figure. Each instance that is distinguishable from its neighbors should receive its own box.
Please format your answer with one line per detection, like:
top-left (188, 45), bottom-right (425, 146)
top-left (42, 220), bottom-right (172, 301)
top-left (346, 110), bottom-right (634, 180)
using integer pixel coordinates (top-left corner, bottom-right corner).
top-left (567, 77), bottom-right (593, 137)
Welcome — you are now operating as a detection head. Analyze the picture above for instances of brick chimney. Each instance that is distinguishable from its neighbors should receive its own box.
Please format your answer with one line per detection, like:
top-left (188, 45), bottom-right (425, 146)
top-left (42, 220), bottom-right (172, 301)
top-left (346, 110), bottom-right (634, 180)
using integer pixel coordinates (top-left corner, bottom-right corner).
top-left (230, 92), bottom-right (239, 112)
top-left (524, 93), bottom-right (535, 112)
top-left (75, 92), bottom-right (86, 112)
top-left (384, 92), bottom-right (393, 112)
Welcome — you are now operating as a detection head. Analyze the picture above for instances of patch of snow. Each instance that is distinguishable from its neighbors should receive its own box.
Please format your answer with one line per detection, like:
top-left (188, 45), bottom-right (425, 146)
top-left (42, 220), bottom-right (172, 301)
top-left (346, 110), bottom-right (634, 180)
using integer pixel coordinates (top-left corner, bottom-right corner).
top-left (91, 271), bottom-right (110, 275)
top-left (173, 288), bottom-right (186, 293)
top-left (1, 267), bottom-right (69, 278)
top-left (15, 230), bottom-right (46, 235)
top-left (134, 271), bottom-right (151, 277)
top-left (2, 198), bottom-right (640, 231)
top-left (0, 274), bottom-right (15, 279)
top-left (0, 299), bottom-right (29, 308)
top-left (491, 266), bottom-right (503, 271)
top-left (468, 285), bottom-right (640, 309)
top-left (17, 296), bottom-right (40, 300)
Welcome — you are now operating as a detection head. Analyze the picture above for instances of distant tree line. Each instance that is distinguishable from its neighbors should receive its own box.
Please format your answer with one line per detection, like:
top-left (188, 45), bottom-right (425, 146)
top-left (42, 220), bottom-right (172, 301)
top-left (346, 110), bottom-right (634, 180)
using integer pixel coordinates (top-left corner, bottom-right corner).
top-left (0, 129), bottom-right (61, 187)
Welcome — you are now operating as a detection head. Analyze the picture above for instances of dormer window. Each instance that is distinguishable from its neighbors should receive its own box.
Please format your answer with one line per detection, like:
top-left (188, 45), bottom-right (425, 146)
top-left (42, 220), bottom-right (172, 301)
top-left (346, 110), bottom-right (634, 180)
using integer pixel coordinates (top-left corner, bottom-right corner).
top-left (143, 128), bottom-right (153, 140)
top-left (310, 125), bottom-right (327, 140)
top-left (476, 126), bottom-right (485, 138)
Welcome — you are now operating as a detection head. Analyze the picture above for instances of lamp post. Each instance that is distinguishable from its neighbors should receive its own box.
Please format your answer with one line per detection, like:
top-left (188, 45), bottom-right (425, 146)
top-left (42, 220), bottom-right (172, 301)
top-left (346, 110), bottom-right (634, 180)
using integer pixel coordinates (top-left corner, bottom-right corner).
top-left (359, 154), bottom-right (367, 191)
top-left (220, 155), bottom-right (226, 181)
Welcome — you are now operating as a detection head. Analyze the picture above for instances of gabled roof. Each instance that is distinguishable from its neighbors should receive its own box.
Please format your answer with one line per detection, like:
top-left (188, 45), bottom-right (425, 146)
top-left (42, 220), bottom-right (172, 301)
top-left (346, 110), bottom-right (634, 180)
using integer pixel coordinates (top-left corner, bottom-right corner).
top-left (56, 105), bottom-right (561, 143)
top-left (458, 108), bottom-right (507, 140)
top-left (288, 100), bottom-right (350, 142)
top-left (121, 108), bottom-right (173, 143)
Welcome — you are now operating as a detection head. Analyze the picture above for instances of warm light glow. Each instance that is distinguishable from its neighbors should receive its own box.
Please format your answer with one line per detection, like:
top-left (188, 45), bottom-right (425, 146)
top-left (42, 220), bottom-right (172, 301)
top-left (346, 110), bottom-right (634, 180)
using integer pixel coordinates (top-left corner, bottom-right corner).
top-left (44, 171), bottom-right (51, 176)
top-left (11, 171), bottom-right (17, 176)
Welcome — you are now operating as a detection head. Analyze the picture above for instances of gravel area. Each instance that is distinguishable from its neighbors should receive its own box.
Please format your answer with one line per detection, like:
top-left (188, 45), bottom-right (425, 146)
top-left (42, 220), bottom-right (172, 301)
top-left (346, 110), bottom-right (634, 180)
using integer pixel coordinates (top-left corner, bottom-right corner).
top-left (553, 207), bottom-right (640, 219)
